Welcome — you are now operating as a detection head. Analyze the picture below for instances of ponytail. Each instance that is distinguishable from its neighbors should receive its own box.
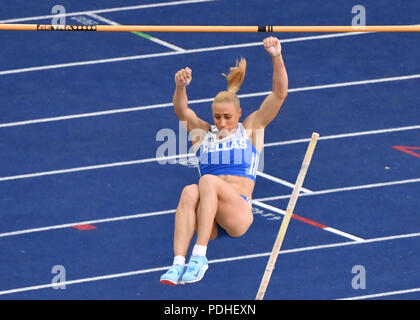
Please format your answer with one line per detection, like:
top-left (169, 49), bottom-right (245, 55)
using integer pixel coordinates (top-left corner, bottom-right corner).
top-left (222, 57), bottom-right (246, 94)
top-left (214, 57), bottom-right (246, 107)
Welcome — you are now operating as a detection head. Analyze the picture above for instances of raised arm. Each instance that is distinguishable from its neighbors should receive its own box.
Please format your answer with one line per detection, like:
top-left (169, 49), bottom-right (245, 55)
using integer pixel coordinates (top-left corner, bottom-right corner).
top-left (173, 67), bottom-right (210, 134)
top-left (244, 37), bottom-right (288, 129)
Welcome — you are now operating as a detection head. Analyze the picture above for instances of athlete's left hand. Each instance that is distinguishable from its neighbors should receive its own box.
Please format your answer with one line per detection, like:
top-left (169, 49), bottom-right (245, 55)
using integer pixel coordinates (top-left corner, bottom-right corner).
top-left (263, 36), bottom-right (282, 57)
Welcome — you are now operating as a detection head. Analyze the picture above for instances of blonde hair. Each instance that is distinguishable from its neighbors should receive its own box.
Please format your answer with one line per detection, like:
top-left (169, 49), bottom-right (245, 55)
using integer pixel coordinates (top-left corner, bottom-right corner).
top-left (213, 57), bottom-right (246, 107)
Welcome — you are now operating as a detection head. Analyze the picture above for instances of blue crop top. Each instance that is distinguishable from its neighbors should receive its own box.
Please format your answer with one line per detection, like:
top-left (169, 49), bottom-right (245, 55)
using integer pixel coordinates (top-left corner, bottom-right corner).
top-left (196, 123), bottom-right (260, 181)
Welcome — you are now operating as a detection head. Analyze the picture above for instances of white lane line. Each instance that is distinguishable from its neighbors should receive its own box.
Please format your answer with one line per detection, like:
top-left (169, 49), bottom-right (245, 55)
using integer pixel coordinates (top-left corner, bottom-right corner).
top-left (1, 73), bottom-right (420, 128)
top-left (0, 209), bottom-right (175, 238)
top-left (1, 177), bottom-right (417, 239)
top-left (145, 37), bottom-right (186, 52)
top-left (252, 200), bottom-right (364, 242)
top-left (338, 287), bottom-right (420, 300)
top-left (0, 50), bottom-right (183, 76)
top-left (323, 227), bottom-right (364, 242)
top-left (0, 153), bottom-right (188, 182)
top-left (0, 231), bottom-right (419, 296)
top-left (1, 127), bottom-right (420, 181)
top-left (0, 29), bottom-right (388, 76)
top-left (287, 73), bottom-right (420, 93)
top-left (0, 102), bottom-right (175, 128)
top-left (211, 232), bottom-right (420, 263)
top-left (279, 31), bottom-right (374, 43)
top-left (257, 171), bottom-right (313, 193)
top-left (257, 177), bottom-right (420, 202)
top-left (1, 122), bottom-right (420, 183)
top-left (265, 124), bottom-right (420, 147)
top-left (0, 0), bottom-right (216, 23)
top-left (86, 13), bottom-right (185, 52)
top-left (0, 265), bottom-right (171, 296)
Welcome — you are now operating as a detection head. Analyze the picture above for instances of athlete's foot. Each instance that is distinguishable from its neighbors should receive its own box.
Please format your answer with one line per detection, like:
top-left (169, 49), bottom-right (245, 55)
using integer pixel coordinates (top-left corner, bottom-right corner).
top-left (160, 264), bottom-right (186, 286)
top-left (181, 256), bottom-right (209, 284)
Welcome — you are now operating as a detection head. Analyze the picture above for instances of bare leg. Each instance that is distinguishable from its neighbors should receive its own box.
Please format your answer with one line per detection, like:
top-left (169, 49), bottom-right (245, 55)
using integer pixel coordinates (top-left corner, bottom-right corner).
top-left (195, 175), bottom-right (253, 247)
top-left (196, 177), bottom-right (219, 246)
top-left (173, 184), bottom-right (219, 257)
top-left (173, 184), bottom-right (199, 257)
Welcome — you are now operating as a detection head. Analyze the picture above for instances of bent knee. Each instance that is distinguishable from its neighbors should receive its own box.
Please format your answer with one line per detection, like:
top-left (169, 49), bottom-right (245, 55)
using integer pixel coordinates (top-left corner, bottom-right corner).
top-left (226, 215), bottom-right (254, 238)
top-left (178, 184), bottom-right (199, 207)
top-left (227, 227), bottom-right (248, 238)
top-left (198, 174), bottom-right (218, 187)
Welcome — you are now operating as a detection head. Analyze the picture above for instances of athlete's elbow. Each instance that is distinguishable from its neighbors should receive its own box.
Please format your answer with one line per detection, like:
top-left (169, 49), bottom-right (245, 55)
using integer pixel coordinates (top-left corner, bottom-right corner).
top-left (272, 90), bottom-right (288, 101)
top-left (173, 104), bottom-right (188, 119)
top-left (269, 92), bottom-right (287, 110)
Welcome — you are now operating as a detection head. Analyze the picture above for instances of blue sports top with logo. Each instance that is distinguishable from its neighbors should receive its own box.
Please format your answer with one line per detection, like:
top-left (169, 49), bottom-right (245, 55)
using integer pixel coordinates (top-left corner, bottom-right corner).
top-left (196, 123), bottom-right (260, 182)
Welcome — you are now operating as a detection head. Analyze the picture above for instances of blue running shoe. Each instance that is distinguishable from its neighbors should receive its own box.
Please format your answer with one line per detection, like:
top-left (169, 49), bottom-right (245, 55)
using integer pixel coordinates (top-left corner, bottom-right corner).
top-left (181, 256), bottom-right (209, 283)
top-left (160, 264), bottom-right (186, 286)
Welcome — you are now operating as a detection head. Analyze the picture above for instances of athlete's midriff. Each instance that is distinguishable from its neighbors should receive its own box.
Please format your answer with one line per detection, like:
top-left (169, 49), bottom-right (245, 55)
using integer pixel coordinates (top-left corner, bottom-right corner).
top-left (217, 174), bottom-right (255, 200)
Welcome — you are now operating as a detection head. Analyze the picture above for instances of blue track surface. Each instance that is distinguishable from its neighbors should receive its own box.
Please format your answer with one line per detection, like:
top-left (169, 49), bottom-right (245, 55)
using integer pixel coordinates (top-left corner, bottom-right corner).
top-left (0, 0), bottom-right (419, 300)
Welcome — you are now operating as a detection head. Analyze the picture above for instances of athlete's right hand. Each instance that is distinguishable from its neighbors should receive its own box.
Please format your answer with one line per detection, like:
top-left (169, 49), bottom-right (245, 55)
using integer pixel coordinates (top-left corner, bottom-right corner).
top-left (175, 67), bottom-right (192, 87)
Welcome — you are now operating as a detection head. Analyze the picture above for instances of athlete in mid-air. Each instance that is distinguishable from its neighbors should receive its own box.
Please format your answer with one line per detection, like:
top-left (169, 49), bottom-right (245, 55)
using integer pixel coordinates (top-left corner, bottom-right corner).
top-left (160, 36), bottom-right (288, 285)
